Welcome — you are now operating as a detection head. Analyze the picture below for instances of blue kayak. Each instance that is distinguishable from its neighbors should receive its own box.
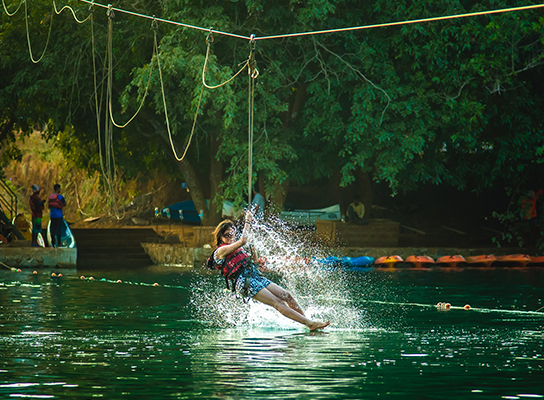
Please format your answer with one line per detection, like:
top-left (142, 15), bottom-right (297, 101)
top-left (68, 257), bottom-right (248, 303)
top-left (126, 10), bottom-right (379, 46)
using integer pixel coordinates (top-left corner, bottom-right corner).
top-left (314, 256), bottom-right (374, 270)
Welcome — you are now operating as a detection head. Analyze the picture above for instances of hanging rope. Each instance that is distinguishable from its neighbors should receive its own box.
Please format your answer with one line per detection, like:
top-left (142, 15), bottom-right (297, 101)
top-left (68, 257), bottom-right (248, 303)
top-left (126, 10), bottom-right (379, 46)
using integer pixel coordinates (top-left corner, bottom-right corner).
top-left (53, 0), bottom-right (90, 23)
top-left (90, 4), bottom-right (123, 220)
top-left (202, 30), bottom-right (250, 89)
top-left (104, 5), bottom-right (123, 219)
top-left (1, 0), bottom-right (23, 16)
top-left (155, 27), bottom-right (205, 162)
top-left (24, 0), bottom-right (55, 63)
top-left (159, 28), bottom-right (252, 162)
top-left (247, 34), bottom-right (258, 205)
top-left (90, 4), bottom-right (107, 208)
top-left (108, 18), bottom-right (157, 129)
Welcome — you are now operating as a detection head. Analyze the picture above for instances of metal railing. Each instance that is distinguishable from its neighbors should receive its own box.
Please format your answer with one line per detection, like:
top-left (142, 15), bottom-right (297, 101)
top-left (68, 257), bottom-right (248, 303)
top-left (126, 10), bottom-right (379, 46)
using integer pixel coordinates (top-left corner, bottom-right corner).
top-left (0, 179), bottom-right (18, 221)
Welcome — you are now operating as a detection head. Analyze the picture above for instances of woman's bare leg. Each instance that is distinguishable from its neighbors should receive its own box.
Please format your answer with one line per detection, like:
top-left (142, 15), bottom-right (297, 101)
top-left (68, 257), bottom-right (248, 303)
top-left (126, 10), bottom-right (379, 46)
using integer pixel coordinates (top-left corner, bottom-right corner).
top-left (253, 287), bottom-right (329, 331)
top-left (265, 282), bottom-right (305, 315)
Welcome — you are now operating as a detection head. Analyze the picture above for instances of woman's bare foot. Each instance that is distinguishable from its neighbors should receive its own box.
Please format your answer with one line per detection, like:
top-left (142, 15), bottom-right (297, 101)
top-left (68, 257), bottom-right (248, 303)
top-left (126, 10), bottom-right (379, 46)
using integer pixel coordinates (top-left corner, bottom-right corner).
top-left (308, 320), bottom-right (330, 331)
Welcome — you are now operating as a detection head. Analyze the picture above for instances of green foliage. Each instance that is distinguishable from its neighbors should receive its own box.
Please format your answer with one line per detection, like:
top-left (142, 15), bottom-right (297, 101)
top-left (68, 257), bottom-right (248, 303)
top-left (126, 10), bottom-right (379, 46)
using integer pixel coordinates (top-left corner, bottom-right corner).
top-left (2, 0), bottom-right (544, 221)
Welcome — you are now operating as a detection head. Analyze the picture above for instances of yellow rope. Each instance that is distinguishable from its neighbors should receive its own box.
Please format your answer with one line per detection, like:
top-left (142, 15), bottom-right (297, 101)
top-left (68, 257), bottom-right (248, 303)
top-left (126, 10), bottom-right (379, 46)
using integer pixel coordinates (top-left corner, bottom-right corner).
top-left (161, 35), bottom-right (250, 162)
top-left (91, 10), bottom-right (121, 219)
top-left (1, 0), bottom-right (23, 16)
top-left (24, 0), bottom-right (55, 64)
top-left (105, 9), bottom-right (123, 219)
top-left (108, 22), bottom-right (157, 129)
top-left (202, 41), bottom-right (249, 89)
top-left (53, 0), bottom-right (90, 23)
top-left (155, 33), bottom-right (204, 162)
top-left (247, 36), bottom-right (258, 205)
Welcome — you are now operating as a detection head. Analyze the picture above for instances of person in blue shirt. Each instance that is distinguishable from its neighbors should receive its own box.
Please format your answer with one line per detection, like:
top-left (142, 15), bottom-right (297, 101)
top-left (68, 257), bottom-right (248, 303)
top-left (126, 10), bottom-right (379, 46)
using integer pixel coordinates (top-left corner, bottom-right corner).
top-left (48, 184), bottom-right (66, 247)
top-left (251, 188), bottom-right (265, 219)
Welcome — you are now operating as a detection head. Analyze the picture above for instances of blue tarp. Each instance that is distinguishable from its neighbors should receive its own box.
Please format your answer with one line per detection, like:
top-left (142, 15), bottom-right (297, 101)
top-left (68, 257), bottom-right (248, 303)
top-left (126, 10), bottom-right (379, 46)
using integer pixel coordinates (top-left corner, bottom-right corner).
top-left (162, 201), bottom-right (201, 223)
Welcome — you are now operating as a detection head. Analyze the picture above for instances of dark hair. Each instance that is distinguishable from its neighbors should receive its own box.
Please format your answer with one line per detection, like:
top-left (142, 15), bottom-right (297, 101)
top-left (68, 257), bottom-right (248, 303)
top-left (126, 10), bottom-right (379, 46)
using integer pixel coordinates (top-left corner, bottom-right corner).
top-left (212, 220), bottom-right (234, 247)
top-left (54, 184), bottom-right (61, 191)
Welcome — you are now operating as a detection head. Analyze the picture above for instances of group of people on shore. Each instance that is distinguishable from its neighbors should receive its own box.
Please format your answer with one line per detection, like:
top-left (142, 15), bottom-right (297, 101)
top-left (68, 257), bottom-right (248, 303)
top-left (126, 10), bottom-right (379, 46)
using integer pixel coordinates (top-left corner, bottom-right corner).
top-left (28, 183), bottom-right (66, 247)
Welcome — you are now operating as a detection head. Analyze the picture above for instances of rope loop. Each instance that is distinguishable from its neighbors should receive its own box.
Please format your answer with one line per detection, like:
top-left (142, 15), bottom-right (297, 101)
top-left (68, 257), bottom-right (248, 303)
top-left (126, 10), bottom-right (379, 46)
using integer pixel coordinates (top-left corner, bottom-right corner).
top-left (206, 27), bottom-right (214, 44)
top-left (151, 15), bottom-right (158, 31)
top-left (89, 1), bottom-right (94, 12)
top-left (249, 33), bottom-right (256, 52)
top-left (106, 3), bottom-right (114, 18)
top-left (248, 34), bottom-right (258, 79)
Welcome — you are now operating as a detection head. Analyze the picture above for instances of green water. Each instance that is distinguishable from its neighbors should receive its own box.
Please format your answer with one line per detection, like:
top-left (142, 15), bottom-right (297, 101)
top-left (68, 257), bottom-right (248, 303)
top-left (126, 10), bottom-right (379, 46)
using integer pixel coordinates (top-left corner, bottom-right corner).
top-left (1, 266), bottom-right (543, 399)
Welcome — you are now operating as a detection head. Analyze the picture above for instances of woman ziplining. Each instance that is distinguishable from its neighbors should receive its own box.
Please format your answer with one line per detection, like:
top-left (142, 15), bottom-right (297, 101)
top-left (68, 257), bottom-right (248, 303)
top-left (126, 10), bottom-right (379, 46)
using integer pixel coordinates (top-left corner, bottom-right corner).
top-left (206, 209), bottom-right (330, 331)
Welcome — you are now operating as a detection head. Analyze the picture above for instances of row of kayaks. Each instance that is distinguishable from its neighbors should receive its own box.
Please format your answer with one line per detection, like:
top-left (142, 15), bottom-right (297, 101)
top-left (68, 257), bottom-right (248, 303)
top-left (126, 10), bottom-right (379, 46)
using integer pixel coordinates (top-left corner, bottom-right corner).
top-left (374, 254), bottom-right (543, 268)
top-left (311, 254), bottom-right (544, 269)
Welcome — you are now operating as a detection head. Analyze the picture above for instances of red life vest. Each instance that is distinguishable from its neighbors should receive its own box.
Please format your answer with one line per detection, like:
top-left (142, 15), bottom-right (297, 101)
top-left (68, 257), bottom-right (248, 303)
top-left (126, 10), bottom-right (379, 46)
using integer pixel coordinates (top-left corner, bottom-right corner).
top-left (216, 244), bottom-right (248, 279)
top-left (29, 193), bottom-right (44, 217)
top-left (48, 193), bottom-right (64, 209)
top-left (208, 243), bottom-right (249, 292)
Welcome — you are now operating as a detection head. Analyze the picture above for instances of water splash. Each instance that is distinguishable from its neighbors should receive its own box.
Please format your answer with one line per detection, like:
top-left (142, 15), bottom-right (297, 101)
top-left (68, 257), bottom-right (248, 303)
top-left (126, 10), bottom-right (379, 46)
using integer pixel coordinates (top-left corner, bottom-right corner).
top-left (190, 215), bottom-right (369, 330)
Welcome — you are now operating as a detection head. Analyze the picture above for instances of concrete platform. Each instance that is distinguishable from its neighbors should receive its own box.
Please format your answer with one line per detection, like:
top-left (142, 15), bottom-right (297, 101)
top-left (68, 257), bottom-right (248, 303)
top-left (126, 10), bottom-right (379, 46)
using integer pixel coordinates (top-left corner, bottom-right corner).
top-left (0, 246), bottom-right (77, 268)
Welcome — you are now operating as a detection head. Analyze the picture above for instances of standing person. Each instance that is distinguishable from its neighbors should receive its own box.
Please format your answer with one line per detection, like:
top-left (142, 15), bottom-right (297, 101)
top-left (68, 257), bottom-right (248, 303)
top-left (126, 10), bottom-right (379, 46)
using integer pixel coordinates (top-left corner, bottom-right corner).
top-left (522, 189), bottom-right (543, 245)
top-left (48, 184), bottom-right (66, 248)
top-left (251, 188), bottom-right (265, 219)
top-left (207, 210), bottom-right (330, 331)
top-left (29, 184), bottom-right (46, 247)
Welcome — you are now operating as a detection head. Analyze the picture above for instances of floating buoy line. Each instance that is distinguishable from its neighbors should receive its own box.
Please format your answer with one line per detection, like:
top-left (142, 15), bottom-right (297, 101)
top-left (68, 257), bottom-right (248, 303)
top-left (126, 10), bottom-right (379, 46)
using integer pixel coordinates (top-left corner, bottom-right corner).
top-left (2, 267), bottom-right (543, 315)
top-left (0, 267), bottom-right (201, 291)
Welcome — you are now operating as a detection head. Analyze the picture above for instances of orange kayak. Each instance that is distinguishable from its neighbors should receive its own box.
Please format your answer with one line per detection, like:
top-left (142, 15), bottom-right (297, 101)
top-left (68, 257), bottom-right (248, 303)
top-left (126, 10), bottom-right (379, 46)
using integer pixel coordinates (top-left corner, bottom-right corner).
top-left (529, 256), bottom-right (544, 265)
top-left (466, 254), bottom-right (497, 267)
top-left (406, 255), bottom-right (435, 268)
top-left (495, 254), bottom-right (531, 267)
top-left (374, 255), bottom-right (404, 267)
top-left (436, 255), bottom-right (466, 267)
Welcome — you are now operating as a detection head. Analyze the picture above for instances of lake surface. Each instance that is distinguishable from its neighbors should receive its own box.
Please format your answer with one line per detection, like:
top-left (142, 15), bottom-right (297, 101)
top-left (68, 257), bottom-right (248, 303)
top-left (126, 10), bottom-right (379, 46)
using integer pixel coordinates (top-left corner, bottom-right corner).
top-left (1, 265), bottom-right (543, 399)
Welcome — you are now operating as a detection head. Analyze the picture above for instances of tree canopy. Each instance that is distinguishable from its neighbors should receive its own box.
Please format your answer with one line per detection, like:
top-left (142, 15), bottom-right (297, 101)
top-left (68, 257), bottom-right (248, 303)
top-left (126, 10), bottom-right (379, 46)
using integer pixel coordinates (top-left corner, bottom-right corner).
top-left (1, 0), bottom-right (544, 225)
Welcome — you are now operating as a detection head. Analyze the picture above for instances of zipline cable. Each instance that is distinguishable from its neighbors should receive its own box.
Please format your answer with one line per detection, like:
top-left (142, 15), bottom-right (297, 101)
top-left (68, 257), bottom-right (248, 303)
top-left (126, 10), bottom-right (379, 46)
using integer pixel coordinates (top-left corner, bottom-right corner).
top-left (74, 1), bottom-right (544, 42)
top-left (24, 0), bottom-right (55, 63)
top-left (255, 3), bottom-right (544, 40)
top-left (77, 0), bottom-right (248, 40)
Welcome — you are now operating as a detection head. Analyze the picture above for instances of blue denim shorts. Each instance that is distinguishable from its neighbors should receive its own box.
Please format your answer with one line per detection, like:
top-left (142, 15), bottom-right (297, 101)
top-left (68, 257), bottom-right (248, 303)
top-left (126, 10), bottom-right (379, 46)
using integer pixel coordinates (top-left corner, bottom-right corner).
top-left (235, 263), bottom-right (272, 298)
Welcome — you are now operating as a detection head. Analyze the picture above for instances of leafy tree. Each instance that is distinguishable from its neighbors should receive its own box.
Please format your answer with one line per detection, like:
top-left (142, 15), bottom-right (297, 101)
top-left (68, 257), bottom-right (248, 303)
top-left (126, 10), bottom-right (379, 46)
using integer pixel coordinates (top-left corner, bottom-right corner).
top-left (2, 0), bottom-right (544, 234)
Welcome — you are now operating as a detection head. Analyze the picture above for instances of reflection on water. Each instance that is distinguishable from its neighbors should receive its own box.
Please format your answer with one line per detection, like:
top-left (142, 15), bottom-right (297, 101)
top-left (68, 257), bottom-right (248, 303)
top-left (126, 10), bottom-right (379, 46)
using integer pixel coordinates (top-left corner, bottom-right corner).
top-left (0, 266), bottom-right (543, 399)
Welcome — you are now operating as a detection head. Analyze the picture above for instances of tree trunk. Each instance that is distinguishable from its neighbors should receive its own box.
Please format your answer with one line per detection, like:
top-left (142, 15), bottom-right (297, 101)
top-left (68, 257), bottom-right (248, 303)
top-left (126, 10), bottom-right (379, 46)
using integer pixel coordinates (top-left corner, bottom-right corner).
top-left (150, 118), bottom-right (210, 226)
top-left (358, 170), bottom-right (373, 218)
top-left (175, 157), bottom-right (208, 224)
